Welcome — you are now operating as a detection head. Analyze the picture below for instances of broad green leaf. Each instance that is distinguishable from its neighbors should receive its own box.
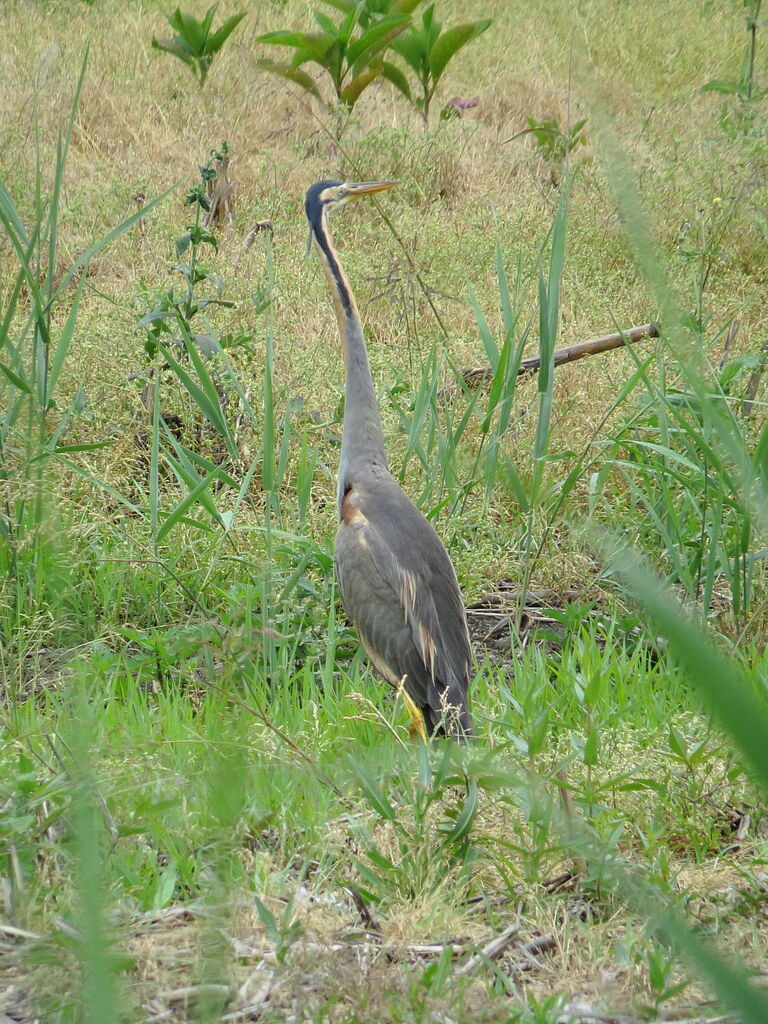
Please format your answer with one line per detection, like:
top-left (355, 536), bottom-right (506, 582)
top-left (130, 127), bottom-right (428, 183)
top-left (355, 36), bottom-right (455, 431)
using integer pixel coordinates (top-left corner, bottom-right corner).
top-left (340, 65), bottom-right (382, 106)
top-left (170, 8), bottom-right (207, 51)
top-left (754, 418), bottom-right (768, 485)
top-left (257, 30), bottom-right (334, 63)
top-left (482, 345), bottom-right (510, 432)
top-left (495, 240), bottom-right (515, 340)
top-left (208, 11), bottom-right (246, 51)
top-left (337, 8), bottom-right (357, 46)
top-left (503, 457), bottom-right (531, 511)
top-left (158, 342), bottom-right (236, 458)
top-left (253, 896), bottom-right (278, 934)
top-left (51, 441), bottom-right (116, 454)
top-left (366, 849), bottom-right (397, 873)
top-left (390, 32), bottom-right (424, 74)
top-left (199, 3), bottom-right (218, 40)
top-left (347, 15), bottom-right (409, 66)
top-left (379, 59), bottom-right (411, 98)
top-left (313, 9), bottom-right (341, 36)
top-left (157, 42), bottom-right (197, 74)
top-left (537, 269), bottom-right (551, 399)
top-left (170, 443), bottom-right (238, 489)
top-left (160, 423), bottom-right (229, 518)
top-left (583, 727), bottom-right (599, 765)
top-left (0, 202), bottom-right (52, 346)
top-left (352, 860), bottom-right (390, 894)
top-left (667, 726), bottom-right (688, 760)
top-left (183, 334), bottom-right (239, 460)
top-left (188, 5), bottom-right (216, 45)
top-left (152, 35), bottom-right (197, 62)
top-left (428, 20), bottom-right (491, 85)
top-left (293, 41), bottom-right (338, 73)
top-left (255, 60), bottom-right (323, 100)
top-left (0, 179), bottom-right (29, 244)
top-left (392, 0), bottom-right (422, 13)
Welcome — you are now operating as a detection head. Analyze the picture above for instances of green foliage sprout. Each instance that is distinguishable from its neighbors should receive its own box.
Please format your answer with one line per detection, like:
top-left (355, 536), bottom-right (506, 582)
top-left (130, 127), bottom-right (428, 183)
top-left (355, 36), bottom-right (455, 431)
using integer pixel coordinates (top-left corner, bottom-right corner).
top-left (525, 115), bottom-right (588, 162)
top-left (255, 2), bottom-right (414, 110)
top-left (138, 142), bottom-right (235, 362)
top-left (255, 0), bottom-right (491, 120)
top-left (152, 3), bottom-right (245, 86)
top-left (389, 3), bottom-right (491, 123)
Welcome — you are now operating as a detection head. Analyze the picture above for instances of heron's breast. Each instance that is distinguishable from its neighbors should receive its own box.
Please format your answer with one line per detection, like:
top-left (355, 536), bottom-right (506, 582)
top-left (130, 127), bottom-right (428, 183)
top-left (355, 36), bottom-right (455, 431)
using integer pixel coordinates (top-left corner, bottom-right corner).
top-left (340, 488), bottom-right (369, 527)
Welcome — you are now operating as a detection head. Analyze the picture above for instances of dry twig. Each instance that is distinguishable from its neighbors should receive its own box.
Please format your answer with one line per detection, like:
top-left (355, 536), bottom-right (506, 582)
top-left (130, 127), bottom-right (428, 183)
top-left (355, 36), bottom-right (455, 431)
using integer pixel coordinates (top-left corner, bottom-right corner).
top-left (461, 322), bottom-right (659, 389)
top-left (457, 905), bottom-right (523, 976)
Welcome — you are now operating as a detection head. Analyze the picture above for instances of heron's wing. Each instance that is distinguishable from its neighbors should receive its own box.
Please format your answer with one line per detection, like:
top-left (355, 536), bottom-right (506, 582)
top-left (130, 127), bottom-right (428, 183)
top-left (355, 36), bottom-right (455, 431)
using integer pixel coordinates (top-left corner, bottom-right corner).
top-left (336, 481), bottom-right (471, 733)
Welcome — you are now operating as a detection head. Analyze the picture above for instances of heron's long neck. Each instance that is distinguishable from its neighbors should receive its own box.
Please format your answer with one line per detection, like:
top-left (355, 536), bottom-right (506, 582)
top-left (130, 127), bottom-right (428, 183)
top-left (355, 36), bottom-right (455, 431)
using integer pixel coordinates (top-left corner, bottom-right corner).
top-left (313, 220), bottom-right (389, 498)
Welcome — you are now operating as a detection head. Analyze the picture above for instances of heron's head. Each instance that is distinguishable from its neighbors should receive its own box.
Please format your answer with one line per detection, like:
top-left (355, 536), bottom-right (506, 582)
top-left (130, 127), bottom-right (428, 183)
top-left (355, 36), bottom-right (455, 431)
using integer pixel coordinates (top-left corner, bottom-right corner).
top-left (305, 179), bottom-right (395, 242)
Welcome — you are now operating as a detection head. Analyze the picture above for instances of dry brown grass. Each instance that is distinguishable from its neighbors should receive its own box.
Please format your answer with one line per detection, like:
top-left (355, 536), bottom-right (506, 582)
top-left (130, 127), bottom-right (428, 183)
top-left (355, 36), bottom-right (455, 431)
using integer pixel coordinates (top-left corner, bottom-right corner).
top-left (3, 0), bottom-right (763, 427)
top-left (3, 845), bottom-right (766, 1022)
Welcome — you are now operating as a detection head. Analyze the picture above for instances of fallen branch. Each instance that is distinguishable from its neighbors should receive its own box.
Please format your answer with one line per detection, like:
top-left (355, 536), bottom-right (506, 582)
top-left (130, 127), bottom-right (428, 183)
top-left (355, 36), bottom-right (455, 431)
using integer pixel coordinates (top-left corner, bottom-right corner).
top-left (0, 921), bottom-right (41, 941)
top-left (517, 931), bottom-right (557, 969)
top-left (461, 322), bottom-right (659, 388)
top-left (457, 905), bottom-right (523, 976)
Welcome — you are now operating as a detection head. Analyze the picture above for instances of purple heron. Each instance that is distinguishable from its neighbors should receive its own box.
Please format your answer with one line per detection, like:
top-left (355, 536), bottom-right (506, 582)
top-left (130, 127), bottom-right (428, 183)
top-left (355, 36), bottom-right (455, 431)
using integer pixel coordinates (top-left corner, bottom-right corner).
top-left (305, 180), bottom-right (472, 740)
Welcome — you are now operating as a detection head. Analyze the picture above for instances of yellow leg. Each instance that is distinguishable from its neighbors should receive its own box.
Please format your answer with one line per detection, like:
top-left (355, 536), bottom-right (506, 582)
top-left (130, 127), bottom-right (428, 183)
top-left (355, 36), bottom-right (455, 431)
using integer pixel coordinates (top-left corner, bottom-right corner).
top-left (400, 689), bottom-right (428, 743)
top-left (364, 650), bottom-right (429, 743)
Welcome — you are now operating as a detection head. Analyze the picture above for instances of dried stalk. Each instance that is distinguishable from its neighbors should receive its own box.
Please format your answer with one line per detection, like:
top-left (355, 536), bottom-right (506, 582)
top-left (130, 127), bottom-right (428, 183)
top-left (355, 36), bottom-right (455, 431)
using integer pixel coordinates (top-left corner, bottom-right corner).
top-left (461, 322), bottom-right (659, 388)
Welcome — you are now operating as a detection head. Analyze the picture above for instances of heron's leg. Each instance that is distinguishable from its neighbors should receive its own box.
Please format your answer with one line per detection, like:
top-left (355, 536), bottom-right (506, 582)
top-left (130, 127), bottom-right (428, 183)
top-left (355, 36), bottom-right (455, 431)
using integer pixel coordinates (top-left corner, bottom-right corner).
top-left (400, 690), bottom-right (428, 743)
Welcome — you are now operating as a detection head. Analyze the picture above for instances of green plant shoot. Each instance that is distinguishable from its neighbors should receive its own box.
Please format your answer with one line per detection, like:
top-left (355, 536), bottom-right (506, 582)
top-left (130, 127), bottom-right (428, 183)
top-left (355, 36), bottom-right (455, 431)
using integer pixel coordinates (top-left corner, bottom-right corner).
top-left (389, 4), bottom-right (491, 123)
top-left (256, 6), bottom-right (411, 110)
top-left (152, 4), bottom-right (245, 86)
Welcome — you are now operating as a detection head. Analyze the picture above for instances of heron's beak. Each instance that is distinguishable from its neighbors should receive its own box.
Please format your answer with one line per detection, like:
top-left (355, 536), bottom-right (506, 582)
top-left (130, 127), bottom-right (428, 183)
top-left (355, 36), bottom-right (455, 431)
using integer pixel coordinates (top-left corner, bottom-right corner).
top-left (343, 180), bottom-right (396, 200)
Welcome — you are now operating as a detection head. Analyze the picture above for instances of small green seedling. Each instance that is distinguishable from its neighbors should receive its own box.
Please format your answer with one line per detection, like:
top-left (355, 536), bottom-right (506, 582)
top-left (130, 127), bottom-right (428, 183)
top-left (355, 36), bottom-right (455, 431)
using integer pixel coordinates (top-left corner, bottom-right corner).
top-left (152, 4), bottom-right (245, 86)
top-left (256, 4), bottom-right (413, 110)
top-left (254, 896), bottom-right (303, 965)
top-left (526, 115), bottom-right (588, 162)
top-left (389, 4), bottom-right (491, 123)
top-left (642, 944), bottom-right (690, 1016)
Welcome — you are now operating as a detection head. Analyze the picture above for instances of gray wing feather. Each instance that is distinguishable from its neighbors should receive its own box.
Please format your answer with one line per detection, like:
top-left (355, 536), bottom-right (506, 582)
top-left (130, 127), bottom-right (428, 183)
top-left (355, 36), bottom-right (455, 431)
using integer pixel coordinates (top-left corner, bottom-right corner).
top-left (335, 474), bottom-right (472, 734)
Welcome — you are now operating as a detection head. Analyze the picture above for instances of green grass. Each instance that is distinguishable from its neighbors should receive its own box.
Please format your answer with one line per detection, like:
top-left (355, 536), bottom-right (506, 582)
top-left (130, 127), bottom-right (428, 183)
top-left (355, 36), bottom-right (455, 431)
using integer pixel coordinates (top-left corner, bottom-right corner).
top-left (2, 621), bottom-right (765, 1019)
top-left (2, 0), bottom-right (768, 1019)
